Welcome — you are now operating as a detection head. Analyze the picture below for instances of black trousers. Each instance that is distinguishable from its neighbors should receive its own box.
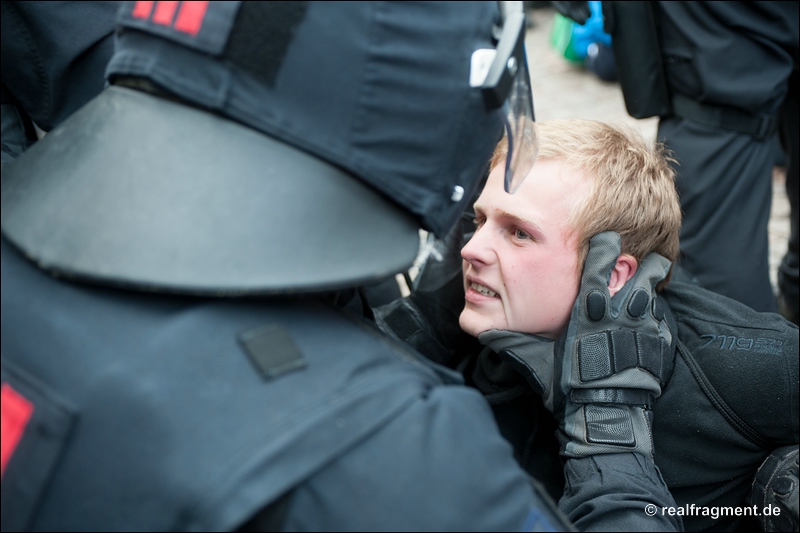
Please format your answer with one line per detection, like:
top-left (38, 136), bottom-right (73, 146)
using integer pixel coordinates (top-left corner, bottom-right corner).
top-left (658, 116), bottom-right (779, 312)
top-left (654, 1), bottom-right (798, 314)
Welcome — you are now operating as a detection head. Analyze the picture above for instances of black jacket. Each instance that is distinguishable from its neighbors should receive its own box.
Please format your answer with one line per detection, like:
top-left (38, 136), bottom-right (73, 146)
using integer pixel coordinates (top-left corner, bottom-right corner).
top-left (1, 236), bottom-right (572, 531)
top-left (377, 279), bottom-right (799, 531)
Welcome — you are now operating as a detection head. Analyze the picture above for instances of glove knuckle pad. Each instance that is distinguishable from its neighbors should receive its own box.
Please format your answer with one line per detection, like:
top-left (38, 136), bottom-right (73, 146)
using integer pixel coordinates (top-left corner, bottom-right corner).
top-left (586, 290), bottom-right (607, 321)
top-left (626, 288), bottom-right (649, 318)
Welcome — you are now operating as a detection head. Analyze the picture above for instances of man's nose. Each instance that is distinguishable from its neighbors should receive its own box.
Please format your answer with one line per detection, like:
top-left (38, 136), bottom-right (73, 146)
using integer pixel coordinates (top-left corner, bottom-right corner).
top-left (461, 225), bottom-right (495, 266)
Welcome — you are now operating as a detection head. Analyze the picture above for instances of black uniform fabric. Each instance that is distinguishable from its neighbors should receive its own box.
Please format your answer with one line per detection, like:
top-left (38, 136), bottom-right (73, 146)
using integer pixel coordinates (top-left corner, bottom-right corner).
top-left (0, 91), bottom-right (37, 165)
top-left (652, 281), bottom-right (798, 531)
top-left (1, 1), bottom-right (117, 171)
top-left (653, 1), bottom-right (799, 314)
top-left (0, 237), bottom-right (570, 531)
top-left (396, 279), bottom-right (799, 532)
top-left (0, 1), bottom-right (118, 132)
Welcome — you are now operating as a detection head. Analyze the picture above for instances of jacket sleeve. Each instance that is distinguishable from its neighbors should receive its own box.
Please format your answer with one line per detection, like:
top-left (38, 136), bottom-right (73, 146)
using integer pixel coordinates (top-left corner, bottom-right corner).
top-left (561, 453), bottom-right (683, 531)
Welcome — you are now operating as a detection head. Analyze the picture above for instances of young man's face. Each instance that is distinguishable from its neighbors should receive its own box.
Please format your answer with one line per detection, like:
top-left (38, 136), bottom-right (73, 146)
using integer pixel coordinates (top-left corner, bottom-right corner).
top-left (459, 159), bottom-right (591, 339)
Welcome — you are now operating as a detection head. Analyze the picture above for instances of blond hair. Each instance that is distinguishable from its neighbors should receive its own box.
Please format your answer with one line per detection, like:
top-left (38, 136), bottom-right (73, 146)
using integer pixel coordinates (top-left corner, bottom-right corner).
top-left (491, 119), bottom-right (681, 290)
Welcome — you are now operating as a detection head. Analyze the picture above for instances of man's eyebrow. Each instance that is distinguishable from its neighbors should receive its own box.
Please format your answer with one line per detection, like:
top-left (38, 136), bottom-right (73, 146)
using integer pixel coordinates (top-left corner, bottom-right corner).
top-left (474, 203), bottom-right (544, 234)
top-left (499, 209), bottom-right (544, 234)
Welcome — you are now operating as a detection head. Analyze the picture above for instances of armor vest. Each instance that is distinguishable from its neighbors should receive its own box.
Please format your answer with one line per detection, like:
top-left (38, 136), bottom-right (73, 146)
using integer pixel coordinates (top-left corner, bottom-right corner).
top-left (1, 238), bottom-right (446, 531)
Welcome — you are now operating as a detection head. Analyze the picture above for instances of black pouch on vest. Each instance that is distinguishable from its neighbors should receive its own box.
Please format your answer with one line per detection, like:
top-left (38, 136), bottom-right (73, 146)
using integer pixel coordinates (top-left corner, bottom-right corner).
top-left (603, 1), bottom-right (672, 119)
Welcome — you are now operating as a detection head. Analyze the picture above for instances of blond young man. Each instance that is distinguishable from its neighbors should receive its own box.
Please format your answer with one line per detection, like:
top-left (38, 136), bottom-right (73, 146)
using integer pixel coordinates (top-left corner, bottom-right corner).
top-left (461, 120), bottom-right (681, 340)
top-left (462, 120), bottom-right (798, 532)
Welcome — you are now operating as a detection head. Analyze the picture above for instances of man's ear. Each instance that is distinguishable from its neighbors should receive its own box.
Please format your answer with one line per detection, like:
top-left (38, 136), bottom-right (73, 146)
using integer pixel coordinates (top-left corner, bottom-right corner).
top-left (608, 254), bottom-right (638, 297)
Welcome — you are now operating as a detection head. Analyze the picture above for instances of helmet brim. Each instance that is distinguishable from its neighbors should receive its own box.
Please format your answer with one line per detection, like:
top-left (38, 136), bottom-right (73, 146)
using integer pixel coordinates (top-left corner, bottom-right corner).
top-left (1, 87), bottom-right (420, 295)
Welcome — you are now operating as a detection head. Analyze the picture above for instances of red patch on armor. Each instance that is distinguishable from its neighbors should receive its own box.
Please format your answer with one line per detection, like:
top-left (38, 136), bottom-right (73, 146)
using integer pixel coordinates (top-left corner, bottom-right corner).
top-left (152, 1), bottom-right (179, 26)
top-left (132, 1), bottom-right (209, 36)
top-left (1, 383), bottom-right (34, 478)
top-left (174, 1), bottom-right (209, 36)
top-left (132, 1), bottom-right (155, 19)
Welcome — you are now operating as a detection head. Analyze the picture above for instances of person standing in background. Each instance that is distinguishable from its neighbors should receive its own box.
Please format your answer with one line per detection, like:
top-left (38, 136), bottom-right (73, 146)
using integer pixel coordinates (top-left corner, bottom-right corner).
top-left (603, 1), bottom-right (799, 319)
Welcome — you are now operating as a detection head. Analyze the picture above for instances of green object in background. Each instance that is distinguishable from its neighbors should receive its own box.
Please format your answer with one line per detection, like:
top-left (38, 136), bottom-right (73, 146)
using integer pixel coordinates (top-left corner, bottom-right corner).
top-left (550, 12), bottom-right (583, 63)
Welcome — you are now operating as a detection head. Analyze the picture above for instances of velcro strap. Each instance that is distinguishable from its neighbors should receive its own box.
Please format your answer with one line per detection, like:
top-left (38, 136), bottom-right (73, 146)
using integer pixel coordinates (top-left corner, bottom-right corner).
top-left (572, 388), bottom-right (653, 407)
top-left (584, 405), bottom-right (636, 447)
top-left (578, 331), bottom-right (666, 383)
top-left (672, 93), bottom-right (777, 140)
top-left (636, 333), bottom-right (666, 380)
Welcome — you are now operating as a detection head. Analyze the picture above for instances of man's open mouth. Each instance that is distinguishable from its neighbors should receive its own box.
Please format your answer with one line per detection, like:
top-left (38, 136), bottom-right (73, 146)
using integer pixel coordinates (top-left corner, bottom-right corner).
top-left (470, 282), bottom-right (498, 298)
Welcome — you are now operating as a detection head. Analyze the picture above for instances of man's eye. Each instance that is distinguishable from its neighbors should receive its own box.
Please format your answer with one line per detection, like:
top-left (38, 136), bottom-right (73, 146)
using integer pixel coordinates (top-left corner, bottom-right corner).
top-left (514, 228), bottom-right (530, 240)
top-left (473, 218), bottom-right (486, 229)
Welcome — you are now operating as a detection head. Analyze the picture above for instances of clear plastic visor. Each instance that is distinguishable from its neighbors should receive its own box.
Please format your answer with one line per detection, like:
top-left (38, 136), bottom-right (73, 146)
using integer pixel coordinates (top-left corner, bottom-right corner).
top-left (502, 51), bottom-right (538, 194)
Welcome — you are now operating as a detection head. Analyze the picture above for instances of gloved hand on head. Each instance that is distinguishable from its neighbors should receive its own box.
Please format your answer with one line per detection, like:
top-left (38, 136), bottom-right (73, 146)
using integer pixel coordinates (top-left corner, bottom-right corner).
top-left (479, 231), bottom-right (674, 459)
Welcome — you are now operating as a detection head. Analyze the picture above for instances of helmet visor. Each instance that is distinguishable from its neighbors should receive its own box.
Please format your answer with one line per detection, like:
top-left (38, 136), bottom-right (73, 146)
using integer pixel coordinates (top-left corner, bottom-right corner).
top-left (502, 49), bottom-right (538, 194)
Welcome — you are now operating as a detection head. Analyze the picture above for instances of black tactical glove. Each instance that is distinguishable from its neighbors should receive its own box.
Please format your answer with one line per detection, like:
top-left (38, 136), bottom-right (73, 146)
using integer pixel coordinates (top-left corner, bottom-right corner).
top-left (750, 444), bottom-right (799, 532)
top-left (479, 231), bottom-right (673, 459)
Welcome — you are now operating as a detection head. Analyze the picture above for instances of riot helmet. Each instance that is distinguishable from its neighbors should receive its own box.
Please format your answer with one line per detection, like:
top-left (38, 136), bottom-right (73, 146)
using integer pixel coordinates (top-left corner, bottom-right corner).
top-left (1, 1), bottom-right (537, 295)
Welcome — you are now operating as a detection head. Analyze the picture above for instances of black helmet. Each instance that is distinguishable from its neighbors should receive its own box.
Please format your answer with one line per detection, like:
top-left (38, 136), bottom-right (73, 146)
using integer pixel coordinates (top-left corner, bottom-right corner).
top-left (2, 1), bottom-right (535, 295)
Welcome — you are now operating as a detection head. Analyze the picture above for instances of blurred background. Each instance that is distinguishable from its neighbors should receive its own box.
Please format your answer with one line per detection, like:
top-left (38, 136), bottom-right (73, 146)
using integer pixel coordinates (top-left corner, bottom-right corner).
top-left (521, 3), bottom-right (791, 297)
